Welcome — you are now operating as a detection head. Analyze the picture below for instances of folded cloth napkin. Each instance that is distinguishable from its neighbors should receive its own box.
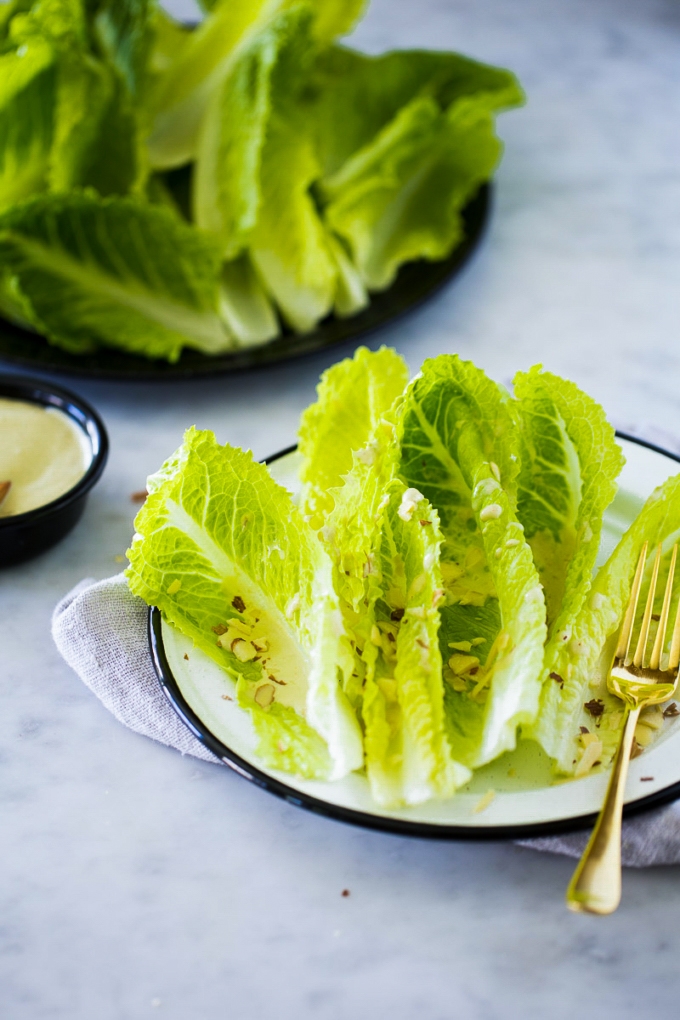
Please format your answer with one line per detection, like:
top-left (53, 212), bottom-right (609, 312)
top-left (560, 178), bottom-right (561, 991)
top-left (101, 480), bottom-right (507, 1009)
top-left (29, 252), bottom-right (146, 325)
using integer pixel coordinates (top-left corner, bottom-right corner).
top-left (52, 572), bottom-right (680, 866)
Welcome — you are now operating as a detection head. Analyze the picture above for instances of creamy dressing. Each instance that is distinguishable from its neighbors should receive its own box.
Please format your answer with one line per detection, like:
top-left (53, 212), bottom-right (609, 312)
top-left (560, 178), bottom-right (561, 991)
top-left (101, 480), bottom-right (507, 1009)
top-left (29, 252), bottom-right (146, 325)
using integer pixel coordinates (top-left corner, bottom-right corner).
top-left (0, 398), bottom-right (92, 517)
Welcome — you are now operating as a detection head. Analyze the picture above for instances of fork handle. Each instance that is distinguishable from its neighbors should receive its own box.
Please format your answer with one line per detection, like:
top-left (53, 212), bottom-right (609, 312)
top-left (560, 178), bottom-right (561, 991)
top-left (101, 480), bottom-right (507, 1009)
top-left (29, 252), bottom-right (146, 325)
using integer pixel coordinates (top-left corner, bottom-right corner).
top-left (566, 706), bottom-right (640, 914)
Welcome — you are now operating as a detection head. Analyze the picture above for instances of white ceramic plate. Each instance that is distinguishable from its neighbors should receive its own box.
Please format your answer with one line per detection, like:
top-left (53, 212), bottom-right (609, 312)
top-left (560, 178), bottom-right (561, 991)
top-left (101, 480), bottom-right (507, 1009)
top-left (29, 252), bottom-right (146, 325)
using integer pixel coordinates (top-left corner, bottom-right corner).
top-left (150, 434), bottom-right (680, 839)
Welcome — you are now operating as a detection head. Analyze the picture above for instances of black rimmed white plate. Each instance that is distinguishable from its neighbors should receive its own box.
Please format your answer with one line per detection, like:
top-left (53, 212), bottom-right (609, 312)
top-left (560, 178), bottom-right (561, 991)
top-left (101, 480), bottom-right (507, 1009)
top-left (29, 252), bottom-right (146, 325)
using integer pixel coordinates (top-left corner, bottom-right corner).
top-left (148, 432), bottom-right (680, 840)
top-left (0, 187), bottom-right (489, 382)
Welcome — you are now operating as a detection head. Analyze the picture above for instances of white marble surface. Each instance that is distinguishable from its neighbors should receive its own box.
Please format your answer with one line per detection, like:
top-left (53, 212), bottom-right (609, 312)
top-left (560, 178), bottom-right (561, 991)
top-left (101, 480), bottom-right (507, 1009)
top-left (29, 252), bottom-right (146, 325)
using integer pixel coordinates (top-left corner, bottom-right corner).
top-left (3, 0), bottom-right (680, 1017)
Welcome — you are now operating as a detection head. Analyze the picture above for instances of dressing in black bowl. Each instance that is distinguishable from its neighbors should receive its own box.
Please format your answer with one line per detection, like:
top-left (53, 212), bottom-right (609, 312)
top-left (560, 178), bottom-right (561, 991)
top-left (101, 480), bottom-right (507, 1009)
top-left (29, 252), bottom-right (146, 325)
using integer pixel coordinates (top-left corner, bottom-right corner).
top-left (0, 375), bottom-right (108, 566)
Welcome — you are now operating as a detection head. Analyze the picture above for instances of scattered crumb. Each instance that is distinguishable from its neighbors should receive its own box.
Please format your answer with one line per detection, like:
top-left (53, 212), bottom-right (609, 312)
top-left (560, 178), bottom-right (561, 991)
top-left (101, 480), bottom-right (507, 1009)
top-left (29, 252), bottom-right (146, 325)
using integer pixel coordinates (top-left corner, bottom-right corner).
top-left (507, 767), bottom-right (517, 778)
top-left (130, 490), bottom-right (147, 503)
top-left (419, 519), bottom-right (432, 526)
top-left (183, 653), bottom-right (189, 661)
top-left (549, 672), bottom-right (564, 685)
top-left (473, 790), bottom-right (496, 814)
top-left (579, 725), bottom-right (590, 735)
top-left (341, 889), bottom-right (350, 898)
top-left (663, 702), bottom-right (679, 718)
top-left (232, 595), bottom-right (246, 613)
top-left (391, 608), bottom-right (405, 622)
top-left (221, 694), bottom-right (233, 701)
top-left (114, 554), bottom-right (125, 563)
top-left (640, 776), bottom-right (654, 782)
top-left (584, 699), bottom-right (605, 718)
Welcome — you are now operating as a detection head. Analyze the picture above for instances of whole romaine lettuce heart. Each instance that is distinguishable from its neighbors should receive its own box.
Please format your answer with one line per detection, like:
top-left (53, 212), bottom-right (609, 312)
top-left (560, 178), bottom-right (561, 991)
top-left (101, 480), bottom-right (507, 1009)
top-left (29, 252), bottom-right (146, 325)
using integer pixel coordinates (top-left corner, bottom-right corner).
top-left (126, 427), bottom-right (363, 781)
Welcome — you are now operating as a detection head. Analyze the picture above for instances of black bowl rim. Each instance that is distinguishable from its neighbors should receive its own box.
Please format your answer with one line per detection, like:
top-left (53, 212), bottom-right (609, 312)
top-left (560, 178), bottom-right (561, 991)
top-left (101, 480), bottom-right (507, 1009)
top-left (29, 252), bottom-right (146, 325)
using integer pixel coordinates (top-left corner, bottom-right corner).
top-left (147, 431), bottom-right (680, 842)
top-left (0, 373), bottom-right (109, 527)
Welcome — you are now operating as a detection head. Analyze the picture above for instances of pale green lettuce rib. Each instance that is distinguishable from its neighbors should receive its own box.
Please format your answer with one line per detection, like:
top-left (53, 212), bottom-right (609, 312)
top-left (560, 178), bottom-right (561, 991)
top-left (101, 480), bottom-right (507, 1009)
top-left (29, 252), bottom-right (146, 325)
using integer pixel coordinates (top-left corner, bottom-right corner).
top-left (127, 427), bottom-right (363, 780)
top-left (298, 345), bottom-right (409, 527)
top-left (529, 473), bottom-right (680, 772)
top-left (399, 355), bottom-right (547, 767)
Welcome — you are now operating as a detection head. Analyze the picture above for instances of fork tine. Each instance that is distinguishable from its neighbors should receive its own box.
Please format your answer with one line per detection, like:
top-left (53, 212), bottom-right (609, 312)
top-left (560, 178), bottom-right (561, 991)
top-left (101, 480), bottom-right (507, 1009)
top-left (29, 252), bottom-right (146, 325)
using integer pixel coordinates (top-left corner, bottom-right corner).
top-left (633, 544), bottom-right (663, 667)
top-left (668, 562), bottom-right (680, 673)
top-left (616, 542), bottom-right (648, 661)
top-left (650, 544), bottom-right (678, 670)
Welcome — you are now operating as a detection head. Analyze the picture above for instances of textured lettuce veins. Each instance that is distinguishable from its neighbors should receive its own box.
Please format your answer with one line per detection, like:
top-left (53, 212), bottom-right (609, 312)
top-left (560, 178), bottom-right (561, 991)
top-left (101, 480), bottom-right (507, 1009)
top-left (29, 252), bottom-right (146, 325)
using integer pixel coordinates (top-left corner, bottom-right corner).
top-left (0, 0), bottom-right (523, 361)
top-left (127, 349), bottom-right (678, 802)
top-left (127, 427), bottom-right (363, 780)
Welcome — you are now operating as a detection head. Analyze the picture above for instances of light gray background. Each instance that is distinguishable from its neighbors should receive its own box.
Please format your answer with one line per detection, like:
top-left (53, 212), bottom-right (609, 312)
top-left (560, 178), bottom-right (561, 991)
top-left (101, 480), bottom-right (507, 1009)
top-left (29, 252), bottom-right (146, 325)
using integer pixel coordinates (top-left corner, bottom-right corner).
top-left (3, 0), bottom-right (680, 1017)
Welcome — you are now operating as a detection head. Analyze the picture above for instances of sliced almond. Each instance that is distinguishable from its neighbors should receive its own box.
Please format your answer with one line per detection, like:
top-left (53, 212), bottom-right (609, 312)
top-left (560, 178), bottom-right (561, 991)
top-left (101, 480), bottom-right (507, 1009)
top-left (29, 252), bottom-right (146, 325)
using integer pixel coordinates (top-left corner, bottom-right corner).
top-left (254, 684), bottom-right (275, 708)
top-left (231, 638), bottom-right (258, 662)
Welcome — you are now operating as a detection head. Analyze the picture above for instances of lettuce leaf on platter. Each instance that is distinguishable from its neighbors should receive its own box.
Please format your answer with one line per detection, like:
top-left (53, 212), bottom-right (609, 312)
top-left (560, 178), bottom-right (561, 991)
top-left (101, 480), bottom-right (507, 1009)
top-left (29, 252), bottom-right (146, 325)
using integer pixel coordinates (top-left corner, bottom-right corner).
top-left (399, 355), bottom-right (547, 768)
top-left (0, 191), bottom-right (235, 359)
top-left (9, 0), bottom-right (147, 198)
top-left (0, 27), bottom-right (55, 211)
top-left (529, 474), bottom-right (680, 773)
top-left (304, 47), bottom-right (524, 289)
top-left (146, 0), bottom-right (366, 171)
top-left (127, 428), bottom-right (363, 780)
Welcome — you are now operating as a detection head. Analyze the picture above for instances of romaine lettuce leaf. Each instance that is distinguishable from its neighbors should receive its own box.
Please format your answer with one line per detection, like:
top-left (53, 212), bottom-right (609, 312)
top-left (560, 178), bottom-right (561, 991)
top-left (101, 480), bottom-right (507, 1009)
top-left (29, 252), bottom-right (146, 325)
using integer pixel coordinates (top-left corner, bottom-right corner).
top-left (360, 481), bottom-right (470, 805)
top-left (0, 36), bottom-right (55, 211)
top-left (11, 0), bottom-right (146, 198)
top-left (399, 355), bottom-right (547, 767)
top-left (127, 427), bottom-right (363, 780)
top-left (146, 0), bottom-right (367, 169)
top-left (192, 6), bottom-right (297, 259)
top-left (219, 253), bottom-right (279, 347)
top-left (0, 191), bottom-right (235, 360)
top-left (514, 366), bottom-right (624, 631)
top-left (529, 473), bottom-right (680, 772)
top-left (301, 47), bottom-right (523, 289)
top-left (298, 345), bottom-right (409, 527)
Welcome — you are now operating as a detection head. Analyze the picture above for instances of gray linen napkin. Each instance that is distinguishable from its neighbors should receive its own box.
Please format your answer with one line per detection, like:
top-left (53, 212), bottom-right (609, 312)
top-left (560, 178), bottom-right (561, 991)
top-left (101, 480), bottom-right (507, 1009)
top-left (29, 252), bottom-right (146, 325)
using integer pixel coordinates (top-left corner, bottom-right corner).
top-left (52, 571), bottom-right (680, 866)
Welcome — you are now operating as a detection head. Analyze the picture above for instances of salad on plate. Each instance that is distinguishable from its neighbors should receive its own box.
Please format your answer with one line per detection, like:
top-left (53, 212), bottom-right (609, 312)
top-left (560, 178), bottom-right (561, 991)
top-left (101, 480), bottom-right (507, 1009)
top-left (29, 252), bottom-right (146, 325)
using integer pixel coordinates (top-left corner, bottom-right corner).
top-left (127, 348), bottom-right (680, 807)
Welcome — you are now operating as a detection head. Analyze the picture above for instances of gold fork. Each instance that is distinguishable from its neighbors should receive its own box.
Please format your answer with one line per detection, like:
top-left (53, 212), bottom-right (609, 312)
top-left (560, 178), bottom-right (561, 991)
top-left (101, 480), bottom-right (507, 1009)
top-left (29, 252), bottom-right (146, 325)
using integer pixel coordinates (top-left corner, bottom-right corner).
top-left (566, 540), bottom-right (680, 915)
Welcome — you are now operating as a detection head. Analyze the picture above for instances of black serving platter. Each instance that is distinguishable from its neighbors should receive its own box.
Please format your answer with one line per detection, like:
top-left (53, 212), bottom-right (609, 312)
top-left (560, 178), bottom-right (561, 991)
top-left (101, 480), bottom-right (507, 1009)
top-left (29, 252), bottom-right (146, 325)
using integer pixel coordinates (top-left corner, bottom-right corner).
top-left (0, 185), bottom-right (490, 382)
top-left (0, 374), bottom-right (108, 565)
top-left (146, 433), bottom-right (680, 841)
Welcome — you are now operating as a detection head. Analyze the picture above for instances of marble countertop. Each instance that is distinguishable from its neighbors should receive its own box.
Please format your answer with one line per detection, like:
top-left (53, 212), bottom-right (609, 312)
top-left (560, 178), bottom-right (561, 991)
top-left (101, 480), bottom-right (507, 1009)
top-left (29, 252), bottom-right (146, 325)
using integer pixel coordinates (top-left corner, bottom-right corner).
top-left (3, 0), bottom-right (680, 1017)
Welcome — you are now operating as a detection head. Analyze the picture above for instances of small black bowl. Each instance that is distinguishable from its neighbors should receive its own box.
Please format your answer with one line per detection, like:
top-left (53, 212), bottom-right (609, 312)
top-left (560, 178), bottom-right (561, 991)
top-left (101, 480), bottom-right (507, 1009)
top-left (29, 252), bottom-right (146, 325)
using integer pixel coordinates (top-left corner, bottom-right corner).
top-left (0, 374), bottom-right (108, 566)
